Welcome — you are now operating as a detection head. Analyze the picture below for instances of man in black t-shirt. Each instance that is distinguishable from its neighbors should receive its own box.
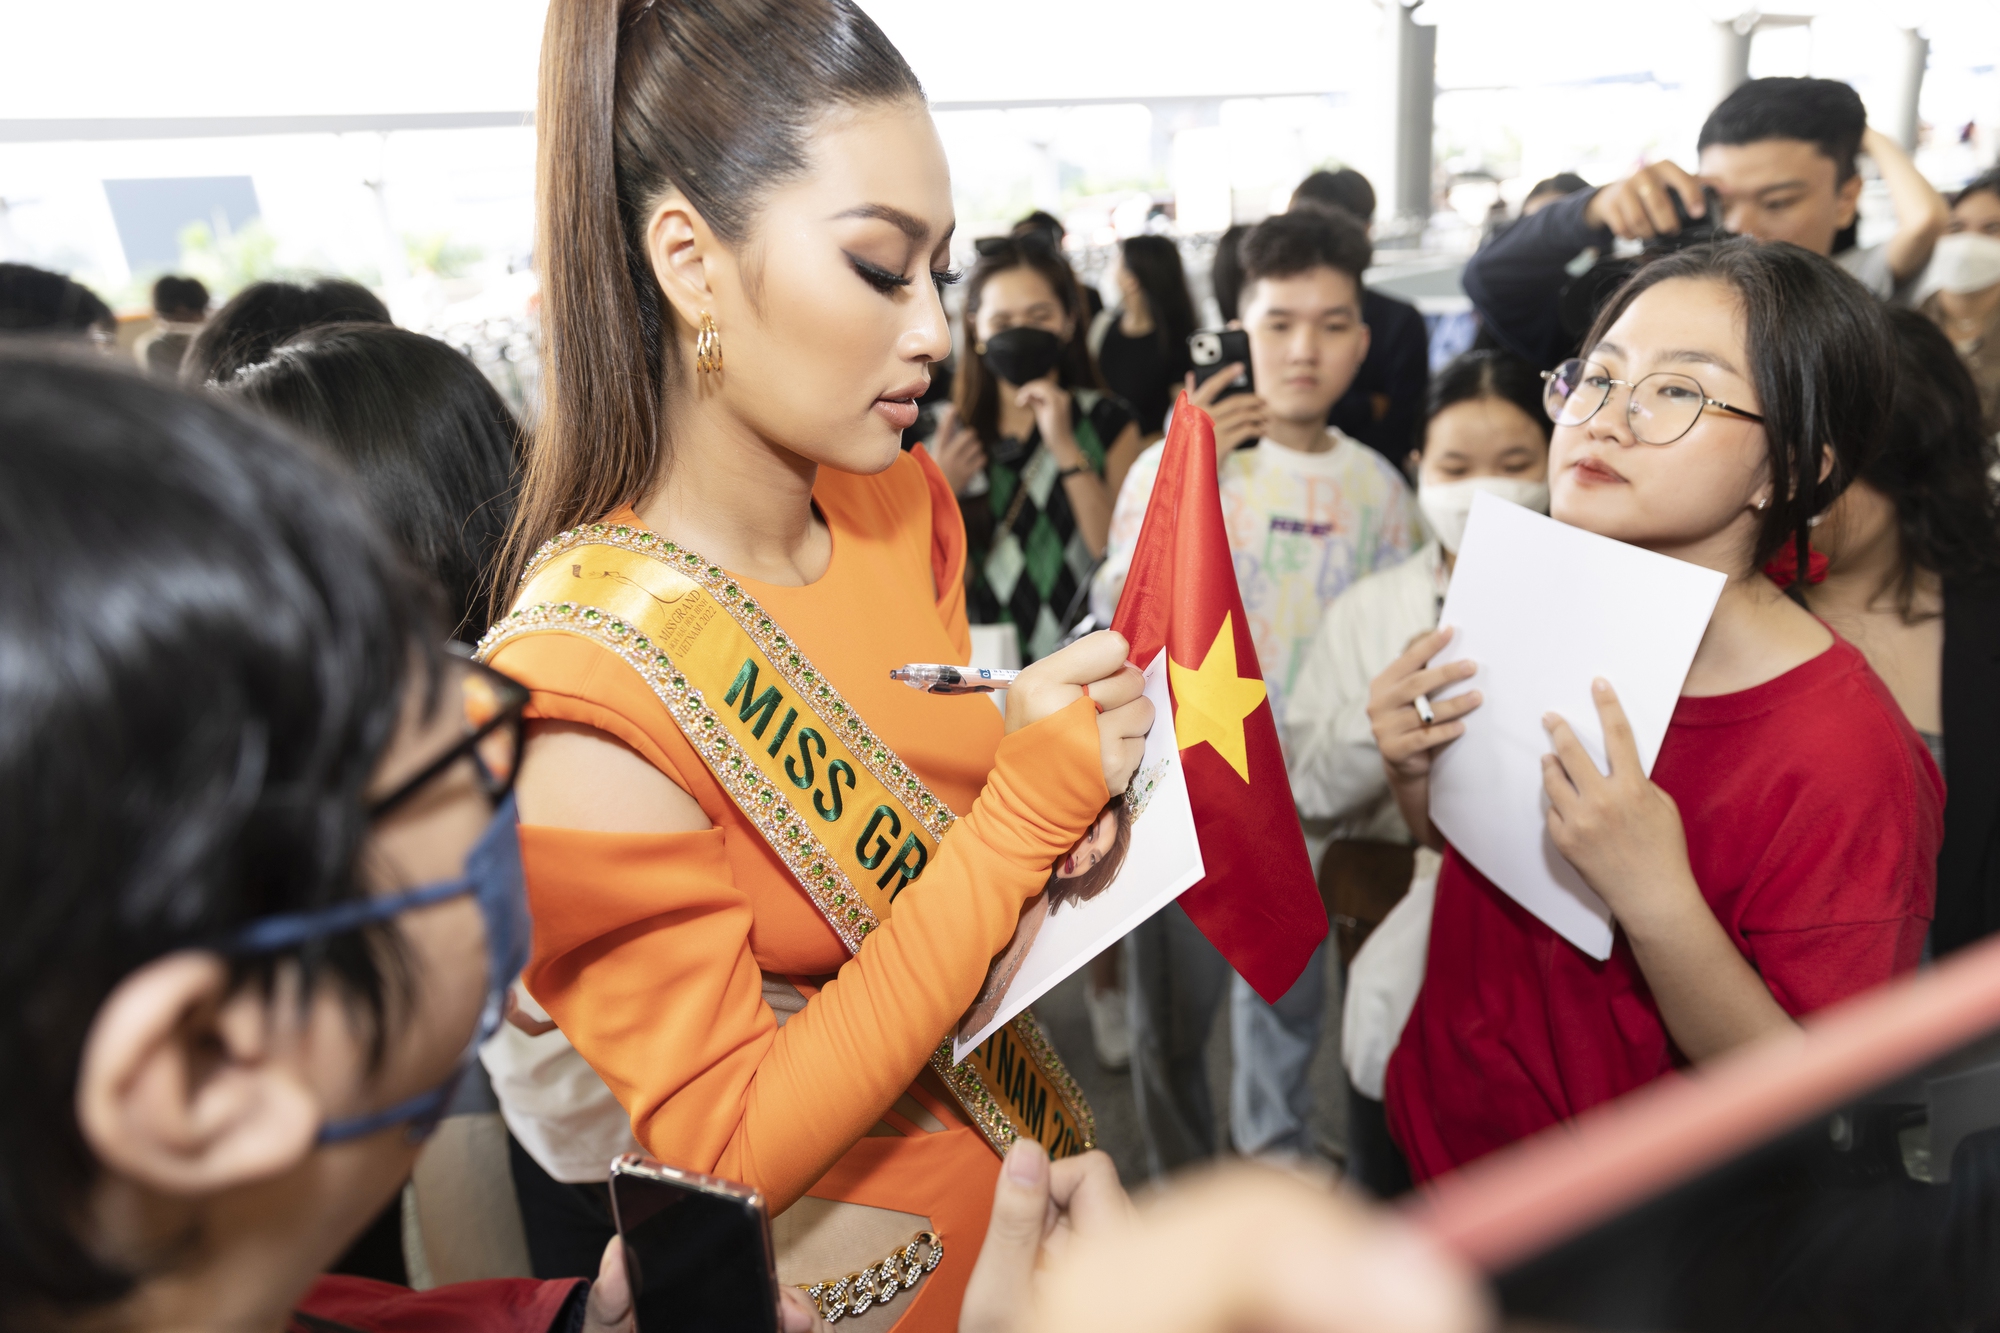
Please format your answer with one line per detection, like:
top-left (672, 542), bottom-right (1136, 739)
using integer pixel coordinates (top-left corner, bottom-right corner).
top-left (1289, 171), bottom-right (1431, 466)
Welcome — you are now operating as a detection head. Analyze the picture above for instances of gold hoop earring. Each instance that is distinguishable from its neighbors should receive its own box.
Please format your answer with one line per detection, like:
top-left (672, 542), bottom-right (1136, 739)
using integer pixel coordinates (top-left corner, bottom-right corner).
top-left (695, 311), bottom-right (723, 377)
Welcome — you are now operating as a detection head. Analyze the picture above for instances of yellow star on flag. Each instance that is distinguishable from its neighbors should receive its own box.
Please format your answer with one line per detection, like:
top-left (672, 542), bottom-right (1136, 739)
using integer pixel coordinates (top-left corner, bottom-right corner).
top-left (1167, 612), bottom-right (1267, 783)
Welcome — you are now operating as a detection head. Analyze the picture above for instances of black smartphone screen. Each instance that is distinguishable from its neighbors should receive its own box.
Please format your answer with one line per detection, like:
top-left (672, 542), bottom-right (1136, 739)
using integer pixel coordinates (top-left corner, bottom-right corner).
top-left (611, 1167), bottom-right (779, 1333)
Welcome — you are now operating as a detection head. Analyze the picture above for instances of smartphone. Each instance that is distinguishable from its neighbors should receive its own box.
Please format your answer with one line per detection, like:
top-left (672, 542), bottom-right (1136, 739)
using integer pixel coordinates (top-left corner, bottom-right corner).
top-left (1409, 929), bottom-right (2000, 1331)
top-left (610, 1154), bottom-right (780, 1333)
top-left (1187, 328), bottom-right (1253, 400)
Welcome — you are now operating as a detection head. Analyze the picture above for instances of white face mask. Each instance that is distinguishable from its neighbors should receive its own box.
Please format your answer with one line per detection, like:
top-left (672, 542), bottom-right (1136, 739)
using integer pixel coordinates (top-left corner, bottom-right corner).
top-left (1922, 231), bottom-right (2000, 298)
top-left (1417, 475), bottom-right (1551, 554)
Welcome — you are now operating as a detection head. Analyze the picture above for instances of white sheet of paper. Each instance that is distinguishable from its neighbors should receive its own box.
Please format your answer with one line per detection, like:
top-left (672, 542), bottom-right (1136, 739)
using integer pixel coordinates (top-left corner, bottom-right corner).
top-left (1426, 493), bottom-right (1725, 960)
top-left (952, 650), bottom-right (1205, 1062)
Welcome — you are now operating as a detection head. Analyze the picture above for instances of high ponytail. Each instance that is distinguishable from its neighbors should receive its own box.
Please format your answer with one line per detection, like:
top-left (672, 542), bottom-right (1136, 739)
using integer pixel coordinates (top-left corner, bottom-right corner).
top-left (495, 0), bottom-right (922, 612)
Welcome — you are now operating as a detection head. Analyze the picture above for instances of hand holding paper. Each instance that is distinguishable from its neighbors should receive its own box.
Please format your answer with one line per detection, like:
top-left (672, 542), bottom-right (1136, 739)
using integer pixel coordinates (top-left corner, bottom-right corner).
top-left (1424, 493), bottom-right (1724, 959)
top-left (1539, 679), bottom-right (1701, 935)
top-left (1367, 626), bottom-right (1482, 846)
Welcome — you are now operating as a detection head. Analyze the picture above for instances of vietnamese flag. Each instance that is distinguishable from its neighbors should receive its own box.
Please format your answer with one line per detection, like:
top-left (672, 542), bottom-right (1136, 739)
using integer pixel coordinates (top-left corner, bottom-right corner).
top-left (1111, 394), bottom-right (1327, 1003)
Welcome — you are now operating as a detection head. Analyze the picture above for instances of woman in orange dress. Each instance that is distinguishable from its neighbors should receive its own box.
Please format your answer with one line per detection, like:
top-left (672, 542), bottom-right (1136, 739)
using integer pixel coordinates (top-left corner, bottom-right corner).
top-left (486, 2), bottom-right (1153, 1328)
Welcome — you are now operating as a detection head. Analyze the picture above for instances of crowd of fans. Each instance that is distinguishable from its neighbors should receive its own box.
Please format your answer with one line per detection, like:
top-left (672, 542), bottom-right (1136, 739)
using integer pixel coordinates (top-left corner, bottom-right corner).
top-left (3, 0), bottom-right (2000, 1327)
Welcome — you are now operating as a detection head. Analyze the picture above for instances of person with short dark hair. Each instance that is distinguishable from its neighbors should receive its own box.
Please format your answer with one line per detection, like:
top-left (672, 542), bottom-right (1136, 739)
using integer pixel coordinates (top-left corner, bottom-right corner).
top-left (1465, 77), bottom-right (1952, 369)
top-left (133, 274), bottom-right (209, 379)
top-left (1097, 206), bottom-right (1419, 1177)
top-left (180, 276), bottom-right (391, 385)
top-left (1288, 168), bottom-right (1431, 466)
top-left (1089, 235), bottom-right (1196, 438)
top-left (221, 323), bottom-right (522, 641)
top-left (1378, 239), bottom-right (1941, 1183)
top-left (1812, 307), bottom-right (2000, 959)
top-left (1919, 168), bottom-right (2000, 433)
top-left (0, 262), bottom-right (115, 346)
top-left (1208, 222), bottom-right (1252, 324)
top-left (1012, 209), bottom-right (1065, 244)
top-left (0, 347), bottom-right (639, 1331)
top-left (1521, 172), bottom-right (1590, 216)
top-left (1011, 209), bottom-right (1104, 319)
top-left (1293, 167), bottom-right (1376, 224)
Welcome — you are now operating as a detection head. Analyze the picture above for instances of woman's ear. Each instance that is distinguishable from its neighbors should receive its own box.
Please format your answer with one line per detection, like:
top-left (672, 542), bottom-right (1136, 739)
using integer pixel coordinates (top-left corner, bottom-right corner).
top-left (76, 952), bottom-right (321, 1197)
top-left (644, 191), bottom-right (729, 334)
top-left (1405, 448), bottom-right (1424, 482)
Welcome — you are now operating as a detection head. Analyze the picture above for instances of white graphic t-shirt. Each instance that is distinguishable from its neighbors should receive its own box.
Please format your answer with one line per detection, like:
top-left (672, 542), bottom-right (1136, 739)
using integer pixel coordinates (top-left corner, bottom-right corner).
top-left (1092, 430), bottom-right (1419, 742)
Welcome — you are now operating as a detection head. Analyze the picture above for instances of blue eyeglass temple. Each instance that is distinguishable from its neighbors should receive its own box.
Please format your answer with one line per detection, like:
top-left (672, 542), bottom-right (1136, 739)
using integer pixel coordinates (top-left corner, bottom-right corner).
top-left (226, 876), bottom-right (480, 954)
top-left (225, 875), bottom-right (486, 1145)
top-left (222, 792), bottom-right (527, 1146)
top-left (318, 1070), bottom-right (466, 1144)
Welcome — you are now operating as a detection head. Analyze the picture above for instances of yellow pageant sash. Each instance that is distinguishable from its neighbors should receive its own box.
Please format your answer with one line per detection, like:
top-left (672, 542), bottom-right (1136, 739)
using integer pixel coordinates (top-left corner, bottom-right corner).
top-left (478, 520), bottom-right (1095, 1160)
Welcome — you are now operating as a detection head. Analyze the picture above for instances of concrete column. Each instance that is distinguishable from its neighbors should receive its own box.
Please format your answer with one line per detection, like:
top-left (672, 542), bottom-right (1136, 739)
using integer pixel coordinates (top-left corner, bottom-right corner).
top-left (1884, 28), bottom-right (1929, 153)
top-left (1712, 17), bottom-right (1753, 111)
top-left (1387, 2), bottom-right (1436, 233)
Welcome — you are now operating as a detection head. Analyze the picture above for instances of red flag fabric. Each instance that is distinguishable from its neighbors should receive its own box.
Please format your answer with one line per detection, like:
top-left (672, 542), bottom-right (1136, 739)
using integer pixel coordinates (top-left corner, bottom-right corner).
top-left (1111, 394), bottom-right (1327, 1002)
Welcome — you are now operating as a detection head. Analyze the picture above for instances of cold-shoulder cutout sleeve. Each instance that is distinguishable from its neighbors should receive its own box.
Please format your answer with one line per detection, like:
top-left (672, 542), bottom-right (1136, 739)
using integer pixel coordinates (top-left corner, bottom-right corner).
top-left (504, 619), bottom-right (1108, 1208)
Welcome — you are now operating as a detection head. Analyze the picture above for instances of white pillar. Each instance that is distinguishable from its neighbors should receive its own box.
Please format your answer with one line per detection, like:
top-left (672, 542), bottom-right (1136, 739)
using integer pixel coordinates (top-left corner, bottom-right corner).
top-left (1711, 16), bottom-right (1753, 111)
top-left (1387, 2), bottom-right (1436, 235)
top-left (1884, 28), bottom-right (1929, 154)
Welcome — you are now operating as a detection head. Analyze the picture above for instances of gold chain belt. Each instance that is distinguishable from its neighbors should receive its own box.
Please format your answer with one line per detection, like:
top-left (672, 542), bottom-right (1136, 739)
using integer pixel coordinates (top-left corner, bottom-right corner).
top-left (800, 1230), bottom-right (943, 1324)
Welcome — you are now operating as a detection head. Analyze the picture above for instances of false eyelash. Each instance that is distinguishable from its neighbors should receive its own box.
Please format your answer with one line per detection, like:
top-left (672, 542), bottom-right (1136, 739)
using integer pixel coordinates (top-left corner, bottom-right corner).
top-left (930, 267), bottom-right (964, 292)
top-left (848, 255), bottom-right (911, 293)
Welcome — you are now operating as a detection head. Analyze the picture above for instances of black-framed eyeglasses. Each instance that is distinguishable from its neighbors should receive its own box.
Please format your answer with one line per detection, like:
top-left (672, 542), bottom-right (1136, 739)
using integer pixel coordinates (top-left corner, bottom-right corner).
top-left (223, 649), bottom-right (534, 1145)
top-left (369, 648), bottom-right (529, 819)
top-left (1541, 357), bottom-right (1765, 446)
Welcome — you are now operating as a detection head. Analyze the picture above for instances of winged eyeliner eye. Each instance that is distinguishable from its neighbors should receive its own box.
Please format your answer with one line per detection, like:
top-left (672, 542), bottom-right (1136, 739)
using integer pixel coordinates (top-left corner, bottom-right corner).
top-left (847, 255), bottom-right (910, 293)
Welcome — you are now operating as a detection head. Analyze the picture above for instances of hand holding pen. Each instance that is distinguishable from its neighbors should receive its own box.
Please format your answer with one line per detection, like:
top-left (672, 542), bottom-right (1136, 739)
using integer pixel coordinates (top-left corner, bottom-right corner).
top-left (890, 663), bottom-right (1021, 695)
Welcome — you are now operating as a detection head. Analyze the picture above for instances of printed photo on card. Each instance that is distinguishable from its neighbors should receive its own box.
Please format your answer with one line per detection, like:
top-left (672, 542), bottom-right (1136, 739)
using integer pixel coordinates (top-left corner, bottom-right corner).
top-left (953, 650), bottom-right (1205, 1062)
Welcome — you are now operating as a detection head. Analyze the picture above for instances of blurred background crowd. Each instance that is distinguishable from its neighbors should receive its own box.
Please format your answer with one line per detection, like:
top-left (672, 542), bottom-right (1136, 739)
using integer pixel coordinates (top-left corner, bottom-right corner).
top-left (6, 1), bottom-right (2000, 1328)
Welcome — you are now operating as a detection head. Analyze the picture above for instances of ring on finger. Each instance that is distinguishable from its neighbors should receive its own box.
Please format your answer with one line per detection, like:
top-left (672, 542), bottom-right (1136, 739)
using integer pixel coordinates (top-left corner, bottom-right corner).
top-left (1413, 694), bottom-right (1436, 726)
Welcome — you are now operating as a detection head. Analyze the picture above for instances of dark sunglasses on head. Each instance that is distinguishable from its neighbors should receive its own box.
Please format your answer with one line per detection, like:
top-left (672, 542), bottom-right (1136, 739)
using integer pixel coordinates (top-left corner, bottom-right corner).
top-left (975, 231), bottom-right (1060, 259)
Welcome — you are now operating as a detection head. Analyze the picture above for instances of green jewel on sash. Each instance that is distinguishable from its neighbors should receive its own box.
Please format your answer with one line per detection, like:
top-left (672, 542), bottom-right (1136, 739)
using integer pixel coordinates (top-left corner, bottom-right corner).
top-left (478, 520), bottom-right (1096, 1160)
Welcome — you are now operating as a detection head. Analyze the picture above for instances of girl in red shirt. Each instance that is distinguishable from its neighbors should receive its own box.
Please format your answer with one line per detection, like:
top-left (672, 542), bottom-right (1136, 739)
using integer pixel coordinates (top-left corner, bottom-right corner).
top-left (1369, 239), bottom-right (1944, 1182)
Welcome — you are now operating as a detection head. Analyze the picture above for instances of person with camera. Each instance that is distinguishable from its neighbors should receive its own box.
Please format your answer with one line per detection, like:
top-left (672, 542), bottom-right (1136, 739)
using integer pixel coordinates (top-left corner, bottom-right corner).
top-left (1463, 77), bottom-right (1951, 370)
top-left (1094, 207), bottom-right (1419, 1177)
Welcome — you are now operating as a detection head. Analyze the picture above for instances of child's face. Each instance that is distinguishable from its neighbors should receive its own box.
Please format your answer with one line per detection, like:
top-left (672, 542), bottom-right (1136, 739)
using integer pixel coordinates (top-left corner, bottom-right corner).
top-left (1056, 806), bottom-right (1119, 879)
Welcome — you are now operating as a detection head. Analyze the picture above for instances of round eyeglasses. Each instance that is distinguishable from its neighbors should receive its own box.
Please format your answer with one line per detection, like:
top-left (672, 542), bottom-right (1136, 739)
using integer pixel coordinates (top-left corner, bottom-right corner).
top-left (1541, 358), bottom-right (1765, 445)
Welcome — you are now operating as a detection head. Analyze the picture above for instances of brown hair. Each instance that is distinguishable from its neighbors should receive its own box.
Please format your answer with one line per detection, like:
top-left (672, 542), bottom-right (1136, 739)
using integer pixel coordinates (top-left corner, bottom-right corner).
top-left (496, 0), bottom-right (922, 609)
top-left (949, 237), bottom-right (1101, 450)
top-left (1045, 795), bottom-right (1132, 913)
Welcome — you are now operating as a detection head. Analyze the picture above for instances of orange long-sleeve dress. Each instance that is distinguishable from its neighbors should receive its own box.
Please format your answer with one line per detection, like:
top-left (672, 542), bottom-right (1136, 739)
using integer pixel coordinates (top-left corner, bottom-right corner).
top-left (487, 448), bottom-right (1108, 1331)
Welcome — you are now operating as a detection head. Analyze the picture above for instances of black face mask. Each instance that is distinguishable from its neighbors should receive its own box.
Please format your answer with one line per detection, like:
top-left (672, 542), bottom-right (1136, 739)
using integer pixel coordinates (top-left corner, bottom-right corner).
top-left (979, 326), bottom-right (1064, 387)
